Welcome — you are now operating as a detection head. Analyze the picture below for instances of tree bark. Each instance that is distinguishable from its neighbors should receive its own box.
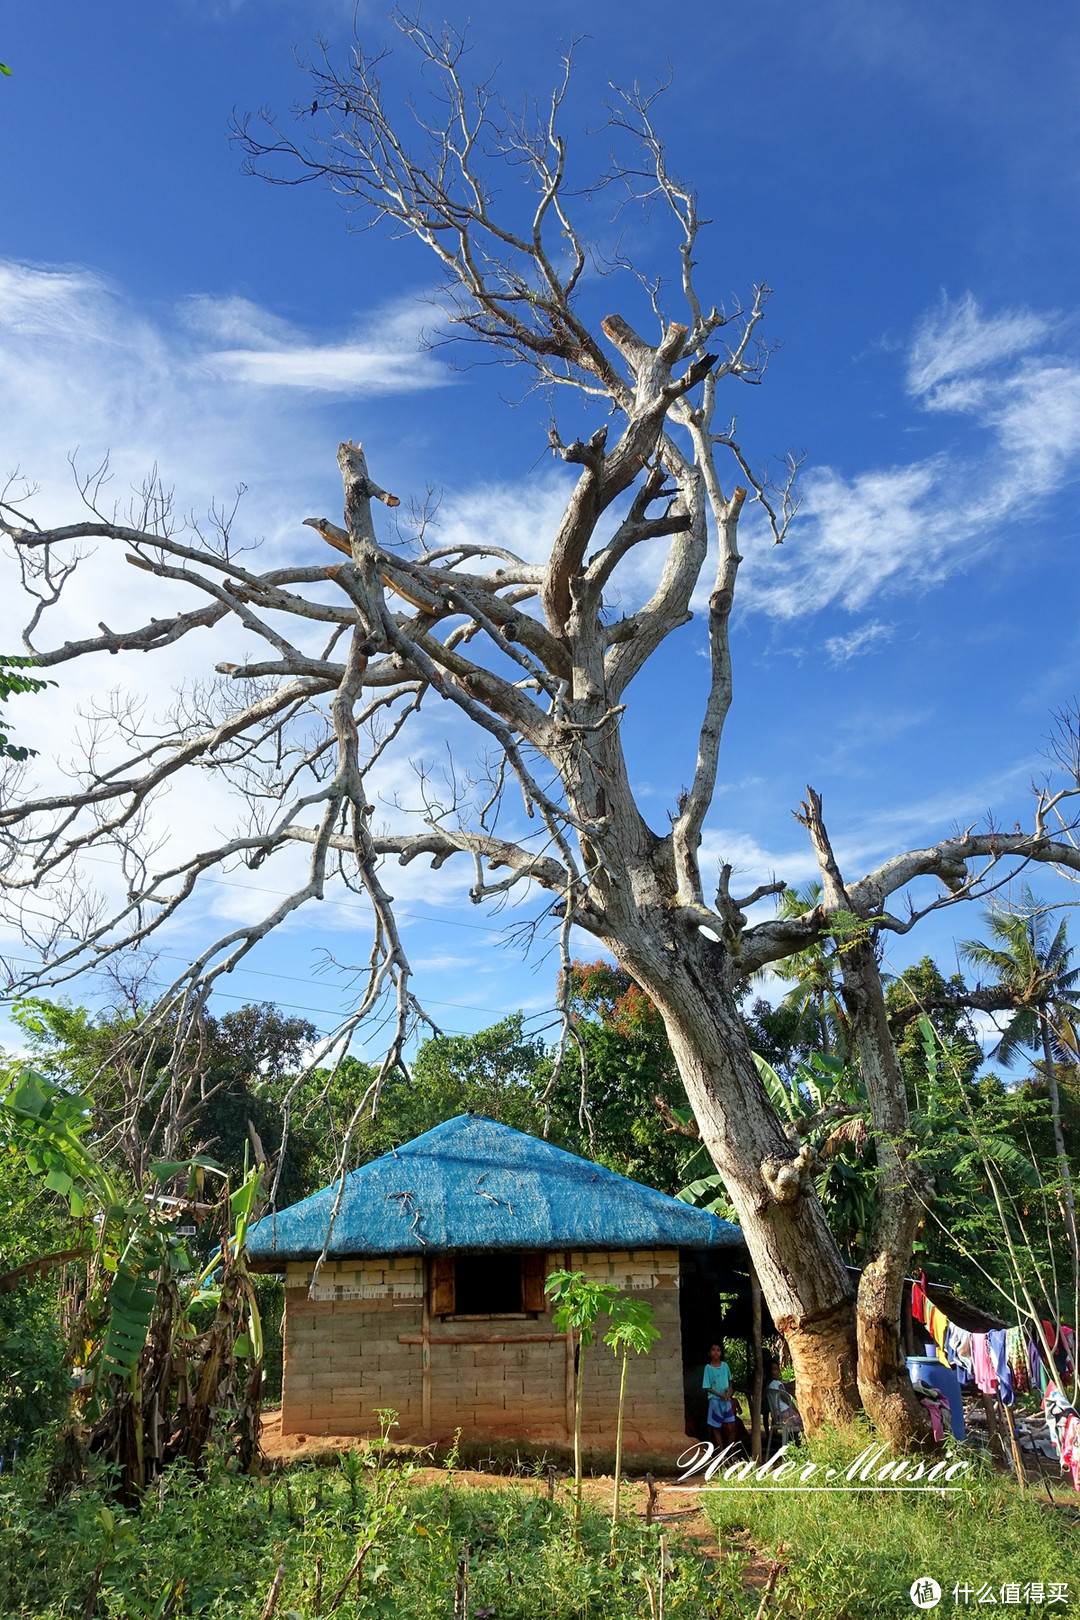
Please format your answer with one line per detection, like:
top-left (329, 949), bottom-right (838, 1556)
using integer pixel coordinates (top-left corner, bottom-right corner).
top-left (841, 939), bottom-right (934, 1448)
top-left (799, 790), bottom-right (933, 1448)
top-left (607, 918), bottom-right (861, 1432)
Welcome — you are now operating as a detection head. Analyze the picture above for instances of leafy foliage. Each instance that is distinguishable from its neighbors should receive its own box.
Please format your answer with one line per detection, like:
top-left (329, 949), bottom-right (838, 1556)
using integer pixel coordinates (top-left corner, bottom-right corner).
top-left (550, 961), bottom-right (695, 1193)
top-left (0, 1063), bottom-right (269, 1500)
top-left (0, 1448), bottom-right (725, 1620)
top-left (0, 655), bottom-right (50, 760)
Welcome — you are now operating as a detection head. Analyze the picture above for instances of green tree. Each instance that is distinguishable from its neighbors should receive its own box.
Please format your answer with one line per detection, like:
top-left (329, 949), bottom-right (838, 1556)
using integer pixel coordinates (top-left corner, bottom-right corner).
top-left (603, 1295), bottom-right (659, 1553)
top-left (13, 998), bottom-right (318, 1202)
top-left (545, 1269), bottom-right (621, 1529)
top-left (961, 895), bottom-right (1080, 1309)
top-left (0, 1158), bottom-right (72, 1449)
top-left (884, 957), bottom-right (983, 1099)
top-left (340, 1016), bottom-right (549, 1167)
top-left (554, 961), bottom-right (694, 1193)
top-left (765, 884), bottom-right (850, 1064)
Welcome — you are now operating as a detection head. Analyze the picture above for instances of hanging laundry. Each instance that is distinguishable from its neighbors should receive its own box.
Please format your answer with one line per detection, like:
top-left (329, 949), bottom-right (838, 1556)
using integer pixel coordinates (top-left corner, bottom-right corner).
top-left (1042, 1321), bottom-right (1075, 1386)
top-left (902, 1275), bottom-right (1079, 1491)
top-left (988, 1328), bottom-right (1014, 1406)
top-left (944, 1324), bottom-right (973, 1385)
top-left (1006, 1327), bottom-right (1029, 1395)
top-left (926, 1303), bottom-right (950, 1363)
top-left (1062, 1413), bottom-right (1080, 1491)
top-left (971, 1333), bottom-right (999, 1396)
top-left (1043, 1384), bottom-right (1080, 1487)
top-left (1028, 1333), bottom-right (1050, 1395)
top-left (911, 1273), bottom-right (928, 1328)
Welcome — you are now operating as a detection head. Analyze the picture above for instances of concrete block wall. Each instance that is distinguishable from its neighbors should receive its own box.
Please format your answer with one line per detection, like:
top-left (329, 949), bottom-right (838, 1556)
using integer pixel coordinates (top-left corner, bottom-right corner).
top-left (280, 1248), bottom-right (686, 1456)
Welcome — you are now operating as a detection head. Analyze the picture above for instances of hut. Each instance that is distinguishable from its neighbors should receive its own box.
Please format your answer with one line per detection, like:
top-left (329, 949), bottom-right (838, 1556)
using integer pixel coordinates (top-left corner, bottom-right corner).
top-left (247, 1113), bottom-right (748, 1457)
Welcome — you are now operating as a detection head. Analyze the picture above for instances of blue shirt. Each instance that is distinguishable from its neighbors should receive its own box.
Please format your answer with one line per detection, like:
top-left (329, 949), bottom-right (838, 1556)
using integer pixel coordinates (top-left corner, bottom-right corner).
top-left (703, 1361), bottom-right (731, 1396)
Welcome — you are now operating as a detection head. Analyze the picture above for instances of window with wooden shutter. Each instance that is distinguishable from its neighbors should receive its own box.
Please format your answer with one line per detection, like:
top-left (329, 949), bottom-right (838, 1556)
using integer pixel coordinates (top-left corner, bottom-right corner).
top-left (431, 1255), bottom-right (455, 1316)
top-left (521, 1252), bottom-right (547, 1314)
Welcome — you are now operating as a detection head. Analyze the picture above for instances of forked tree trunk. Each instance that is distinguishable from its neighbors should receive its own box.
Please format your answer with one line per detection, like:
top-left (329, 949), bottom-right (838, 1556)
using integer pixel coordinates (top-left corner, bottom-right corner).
top-left (799, 789), bottom-right (932, 1448)
top-left (609, 923), bottom-right (862, 1433)
top-left (840, 940), bottom-right (934, 1449)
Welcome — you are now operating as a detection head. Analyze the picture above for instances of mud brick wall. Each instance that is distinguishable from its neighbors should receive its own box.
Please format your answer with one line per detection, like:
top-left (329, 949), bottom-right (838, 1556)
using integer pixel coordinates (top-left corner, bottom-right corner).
top-left (280, 1248), bottom-right (686, 1454)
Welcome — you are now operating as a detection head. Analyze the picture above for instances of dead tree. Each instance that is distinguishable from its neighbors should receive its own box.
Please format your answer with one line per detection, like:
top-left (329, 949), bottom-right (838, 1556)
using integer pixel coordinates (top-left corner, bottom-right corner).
top-left (3, 19), bottom-right (1080, 1432)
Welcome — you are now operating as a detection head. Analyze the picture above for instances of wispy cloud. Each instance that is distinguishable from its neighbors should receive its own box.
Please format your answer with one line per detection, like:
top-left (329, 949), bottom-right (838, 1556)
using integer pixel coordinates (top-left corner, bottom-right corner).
top-left (741, 293), bottom-right (1080, 619)
top-left (0, 259), bottom-right (461, 966)
top-left (824, 621), bottom-right (894, 664)
top-left (186, 291), bottom-right (448, 394)
top-left (0, 261), bottom-right (445, 530)
top-left (906, 294), bottom-right (1052, 396)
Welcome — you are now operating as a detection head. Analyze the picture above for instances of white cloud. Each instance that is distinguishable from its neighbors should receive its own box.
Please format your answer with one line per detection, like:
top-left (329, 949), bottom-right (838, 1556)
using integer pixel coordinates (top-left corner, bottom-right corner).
top-left (697, 828), bottom-right (818, 895)
top-left (906, 293), bottom-right (1051, 396)
top-left (0, 259), bottom-right (468, 978)
top-left (188, 291), bottom-right (448, 394)
top-left (418, 475), bottom-right (574, 568)
top-left (823, 621), bottom-right (894, 664)
top-left (741, 294), bottom-right (1080, 620)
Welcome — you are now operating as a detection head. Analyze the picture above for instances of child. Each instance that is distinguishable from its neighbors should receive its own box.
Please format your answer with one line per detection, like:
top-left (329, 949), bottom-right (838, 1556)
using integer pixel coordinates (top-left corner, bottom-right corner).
top-left (703, 1342), bottom-right (737, 1446)
top-left (764, 1359), bottom-right (803, 1453)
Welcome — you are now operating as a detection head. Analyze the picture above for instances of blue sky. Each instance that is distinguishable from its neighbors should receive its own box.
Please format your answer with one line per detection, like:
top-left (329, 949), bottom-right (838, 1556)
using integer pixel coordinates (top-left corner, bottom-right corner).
top-left (1, 1), bottom-right (1079, 1057)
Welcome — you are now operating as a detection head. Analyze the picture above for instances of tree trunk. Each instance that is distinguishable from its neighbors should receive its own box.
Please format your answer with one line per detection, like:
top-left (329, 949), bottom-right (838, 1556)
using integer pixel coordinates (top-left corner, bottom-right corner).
top-left (609, 924), bottom-right (861, 1433)
top-left (798, 789), bottom-right (932, 1448)
top-left (840, 939), bottom-right (934, 1448)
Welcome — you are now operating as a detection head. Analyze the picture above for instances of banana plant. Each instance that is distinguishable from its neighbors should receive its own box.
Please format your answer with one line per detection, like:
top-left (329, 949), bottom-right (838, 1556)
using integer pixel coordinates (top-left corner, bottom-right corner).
top-left (0, 1066), bottom-right (266, 1498)
top-left (677, 1050), bottom-right (879, 1259)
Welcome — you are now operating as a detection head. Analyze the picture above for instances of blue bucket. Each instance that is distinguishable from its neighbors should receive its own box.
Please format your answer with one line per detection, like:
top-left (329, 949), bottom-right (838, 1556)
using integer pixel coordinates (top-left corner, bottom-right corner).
top-left (906, 1355), bottom-right (965, 1441)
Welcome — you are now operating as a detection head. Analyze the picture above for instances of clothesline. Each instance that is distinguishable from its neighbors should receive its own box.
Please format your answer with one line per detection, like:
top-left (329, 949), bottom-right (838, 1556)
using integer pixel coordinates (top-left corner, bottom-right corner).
top-left (910, 1275), bottom-right (1079, 1490)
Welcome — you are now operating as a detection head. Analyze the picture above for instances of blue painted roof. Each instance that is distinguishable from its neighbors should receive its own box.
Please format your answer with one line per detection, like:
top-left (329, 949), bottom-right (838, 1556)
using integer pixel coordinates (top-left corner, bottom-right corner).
top-left (247, 1113), bottom-right (743, 1260)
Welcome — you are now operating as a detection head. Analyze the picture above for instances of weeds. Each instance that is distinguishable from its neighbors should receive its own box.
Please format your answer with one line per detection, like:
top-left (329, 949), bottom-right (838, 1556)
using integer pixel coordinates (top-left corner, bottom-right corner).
top-left (0, 1444), bottom-right (732, 1618)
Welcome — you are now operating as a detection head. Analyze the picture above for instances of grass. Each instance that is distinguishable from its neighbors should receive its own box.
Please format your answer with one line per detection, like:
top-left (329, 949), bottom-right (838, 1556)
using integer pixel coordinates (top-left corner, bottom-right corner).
top-left (0, 1440), bottom-right (739, 1619)
top-left (705, 1427), bottom-right (1080, 1617)
top-left (3, 1425), bottom-right (1078, 1617)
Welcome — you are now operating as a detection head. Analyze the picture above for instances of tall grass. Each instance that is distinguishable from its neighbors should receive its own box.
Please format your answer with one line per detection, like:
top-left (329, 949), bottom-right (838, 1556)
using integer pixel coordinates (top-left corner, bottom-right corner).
top-left (707, 1428), bottom-right (1080, 1617)
top-left (0, 1444), bottom-right (739, 1619)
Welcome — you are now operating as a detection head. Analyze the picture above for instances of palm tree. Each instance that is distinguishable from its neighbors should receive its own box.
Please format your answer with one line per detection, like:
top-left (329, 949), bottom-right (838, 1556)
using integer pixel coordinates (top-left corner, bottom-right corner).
top-left (961, 891), bottom-right (1080, 1315)
top-left (769, 883), bottom-right (851, 1059)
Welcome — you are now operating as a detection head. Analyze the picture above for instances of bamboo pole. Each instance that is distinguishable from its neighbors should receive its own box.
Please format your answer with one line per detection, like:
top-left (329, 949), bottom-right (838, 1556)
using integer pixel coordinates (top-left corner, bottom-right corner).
top-left (749, 1261), bottom-right (764, 1463)
top-left (421, 1258), bottom-right (431, 1435)
top-left (1001, 1401), bottom-right (1027, 1492)
top-left (563, 1250), bottom-right (575, 1444)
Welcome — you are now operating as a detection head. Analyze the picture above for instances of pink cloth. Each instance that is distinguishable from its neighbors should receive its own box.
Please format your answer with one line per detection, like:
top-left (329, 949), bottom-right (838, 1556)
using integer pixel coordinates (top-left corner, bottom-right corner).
top-left (920, 1398), bottom-right (946, 1442)
top-left (971, 1333), bottom-right (998, 1396)
top-left (1062, 1414), bottom-right (1080, 1490)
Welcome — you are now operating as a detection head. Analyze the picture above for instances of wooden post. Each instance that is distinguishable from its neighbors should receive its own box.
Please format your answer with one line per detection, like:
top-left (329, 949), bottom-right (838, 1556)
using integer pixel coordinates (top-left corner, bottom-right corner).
top-left (749, 1261), bottom-right (763, 1463)
top-left (980, 1393), bottom-right (1007, 1468)
top-left (563, 1249), bottom-right (575, 1443)
top-left (1002, 1401), bottom-right (1027, 1491)
top-left (422, 1257), bottom-right (431, 1435)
